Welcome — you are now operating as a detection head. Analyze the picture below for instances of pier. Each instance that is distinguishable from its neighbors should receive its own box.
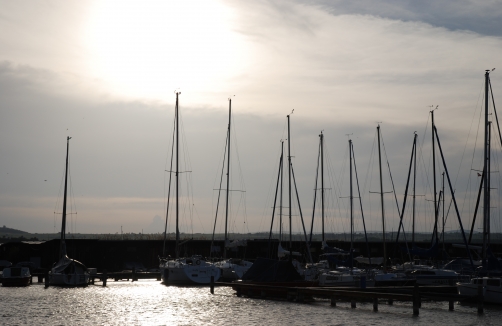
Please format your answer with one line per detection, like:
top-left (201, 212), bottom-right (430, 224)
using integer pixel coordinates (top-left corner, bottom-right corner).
top-left (216, 282), bottom-right (487, 315)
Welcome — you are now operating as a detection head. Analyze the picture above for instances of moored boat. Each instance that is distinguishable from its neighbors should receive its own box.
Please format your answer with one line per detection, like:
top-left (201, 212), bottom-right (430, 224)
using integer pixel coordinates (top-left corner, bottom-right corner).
top-left (457, 277), bottom-right (502, 304)
top-left (49, 137), bottom-right (89, 287)
top-left (1, 267), bottom-right (31, 287)
top-left (159, 92), bottom-right (221, 285)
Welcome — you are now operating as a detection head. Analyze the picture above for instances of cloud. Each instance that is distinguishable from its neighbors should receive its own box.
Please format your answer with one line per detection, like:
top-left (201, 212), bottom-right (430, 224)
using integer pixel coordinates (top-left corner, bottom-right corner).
top-left (300, 0), bottom-right (502, 37)
top-left (1, 1), bottom-right (502, 237)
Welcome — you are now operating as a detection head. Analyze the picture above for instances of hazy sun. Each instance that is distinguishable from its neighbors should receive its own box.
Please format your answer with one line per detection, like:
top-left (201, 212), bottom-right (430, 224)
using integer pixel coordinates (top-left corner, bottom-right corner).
top-left (85, 0), bottom-right (246, 101)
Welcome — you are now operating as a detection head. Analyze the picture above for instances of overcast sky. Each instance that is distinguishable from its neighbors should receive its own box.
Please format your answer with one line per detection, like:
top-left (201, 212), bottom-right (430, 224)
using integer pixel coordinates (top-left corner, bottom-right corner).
top-left (1, 0), bottom-right (502, 238)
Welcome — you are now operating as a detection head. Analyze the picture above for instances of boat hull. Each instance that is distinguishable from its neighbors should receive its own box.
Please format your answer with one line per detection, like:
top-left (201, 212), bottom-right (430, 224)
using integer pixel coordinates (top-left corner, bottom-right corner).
top-left (1, 277), bottom-right (31, 287)
top-left (457, 283), bottom-right (502, 304)
top-left (160, 259), bottom-right (221, 285)
top-left (1, 267), bottom-right (31, 287)
top-left (49, 272), bottom-right (89, 287)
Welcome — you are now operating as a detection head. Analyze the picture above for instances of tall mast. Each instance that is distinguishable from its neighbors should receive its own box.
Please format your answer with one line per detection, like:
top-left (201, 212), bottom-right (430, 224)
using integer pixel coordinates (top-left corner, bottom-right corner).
top-left (349, 139), bottom-right (354, 268)
top-left (320, 132), bottom-right (325, 242)
top-left (223, 98), bottom-right (232, 259)
top-left (432, 109), bottom-right (438, 244)
top-left (377, 125), bottom-right (387, 271)
top-left (175, 91), bottom-right (180, 259)
top-left (280, 140), bottom-right (284, 242)
top-left (482, 70), bottom-right (491, 266)
top-left (442, 171), bottom-right (445, 254)
top-left (60, 136), bottom-right (71, 258)
top-left (412, 132), bottom-right (417, 246)
top-left (287, 113), bottom-right (292, 263)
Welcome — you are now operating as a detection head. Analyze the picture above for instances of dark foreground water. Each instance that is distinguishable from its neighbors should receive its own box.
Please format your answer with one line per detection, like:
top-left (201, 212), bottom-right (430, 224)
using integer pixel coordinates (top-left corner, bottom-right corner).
top-left (1, 281), bottom-right (502, 325)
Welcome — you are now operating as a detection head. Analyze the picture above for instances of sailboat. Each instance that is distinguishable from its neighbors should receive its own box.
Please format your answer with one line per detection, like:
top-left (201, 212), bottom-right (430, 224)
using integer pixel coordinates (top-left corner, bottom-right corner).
top-left (212, 98), bottom-right (253, 280)
top-left (458, 69), bottom-right (502, 303)
top-left (240, 112), bottom-right (314, 286)
top-left (49, 136), bottom-right (89, 287)
top-left (159, 92), bottom-right (221, 285)
top-left (318, 137), bottom-right (375, 287)
top-left (371, 125), bottom-right (414, 286)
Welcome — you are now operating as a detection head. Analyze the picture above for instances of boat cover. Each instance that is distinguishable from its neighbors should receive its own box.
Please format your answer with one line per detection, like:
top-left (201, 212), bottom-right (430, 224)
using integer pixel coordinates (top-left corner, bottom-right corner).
top-left (52, 255), bottom-right (87, 274)
top-left (241, 257), bottom-right (302, 282)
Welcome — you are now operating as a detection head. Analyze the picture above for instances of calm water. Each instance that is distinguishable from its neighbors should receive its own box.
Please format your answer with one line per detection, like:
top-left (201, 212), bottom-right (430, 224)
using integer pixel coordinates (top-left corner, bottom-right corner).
top-left (1, 281), bottom-right (502, 325)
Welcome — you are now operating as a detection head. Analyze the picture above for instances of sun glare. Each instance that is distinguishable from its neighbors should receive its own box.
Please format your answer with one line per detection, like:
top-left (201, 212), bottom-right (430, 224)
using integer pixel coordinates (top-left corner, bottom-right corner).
top-left (85, 0), bottom-right (246, 101)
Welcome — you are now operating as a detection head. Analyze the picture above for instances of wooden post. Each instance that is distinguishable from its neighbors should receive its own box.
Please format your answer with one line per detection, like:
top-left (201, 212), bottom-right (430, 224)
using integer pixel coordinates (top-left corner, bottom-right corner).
top-left (132, 267), bottom-right (136, 282)
top-left (477, 284), bottom-right (484, 314)
top-left (330, 295), bottom-right (336, 307)
top-left (30, 275), bottom-right (33, 284)
top-left (44, 271), bottom-right (50, 288)
top-left (297, 290), bottom-right (304, 303)
top-left (373, 298), bottom-right (378, 312)
top-left (351, 300), bottom-right (356, 308)
top-left (413, 284), bottom-right (419, 316)
top-left (210, 276), bottom-right (214, 294)
top-left (449, 300), bottom-right (454, 311)
top-left (102, 269), bottom-right (107, 287)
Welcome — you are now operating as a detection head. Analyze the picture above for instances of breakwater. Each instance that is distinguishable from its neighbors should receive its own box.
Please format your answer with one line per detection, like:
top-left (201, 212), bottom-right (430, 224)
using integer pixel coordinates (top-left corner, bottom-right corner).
top-left (1, 238), bottom-right (499, 272)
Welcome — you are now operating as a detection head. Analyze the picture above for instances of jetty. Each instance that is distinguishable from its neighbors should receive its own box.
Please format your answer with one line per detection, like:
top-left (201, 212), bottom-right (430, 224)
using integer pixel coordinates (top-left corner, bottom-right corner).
top-left (216, 282), bottom-right (489, 315)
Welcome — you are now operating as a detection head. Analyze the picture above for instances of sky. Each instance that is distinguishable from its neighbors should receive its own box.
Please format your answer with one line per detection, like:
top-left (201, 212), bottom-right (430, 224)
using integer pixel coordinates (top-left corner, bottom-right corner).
top-left (1, 0), bottom-right (502, 238)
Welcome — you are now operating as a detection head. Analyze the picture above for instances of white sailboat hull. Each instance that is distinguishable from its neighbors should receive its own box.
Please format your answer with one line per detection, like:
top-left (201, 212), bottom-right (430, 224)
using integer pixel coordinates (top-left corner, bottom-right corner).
top-left (214, 259), bottom-right (253, 280)
top-left (457, 278), bottom-right (502, 304)
top-left (160, 258), bottom-right (221, 285)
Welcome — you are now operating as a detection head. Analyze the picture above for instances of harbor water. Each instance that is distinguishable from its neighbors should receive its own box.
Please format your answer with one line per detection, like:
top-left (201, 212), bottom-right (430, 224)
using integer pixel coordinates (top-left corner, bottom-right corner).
top-left (1, 281), bottom-right (502, 325)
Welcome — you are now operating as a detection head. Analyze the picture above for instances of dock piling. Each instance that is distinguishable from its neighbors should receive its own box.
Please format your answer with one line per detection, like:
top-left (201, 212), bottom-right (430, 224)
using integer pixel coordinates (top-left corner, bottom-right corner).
top-left (449, 300), bottom-right (454, 311)
top-left (373, 298), bottom-right (378, 312)
top-left (210, 276), bottom-right (214, 294)
top-left (413, 284), bottom-right (420, 316)
top-left (330, 295), bottom-right (336, 307)
top-left (102, 269), bottom-right (107, 287)
top-left (44, 271), bottom-right (49, 288)
top-left (477, 284), bottom-right (484, 314)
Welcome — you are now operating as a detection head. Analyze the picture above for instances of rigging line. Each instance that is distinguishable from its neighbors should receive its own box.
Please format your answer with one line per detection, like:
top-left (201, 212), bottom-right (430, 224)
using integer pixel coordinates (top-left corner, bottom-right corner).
top-left (365, 129), bottom-right (377, 231)
top-left (489, 78), bottom-right (502, 154)
top-left (310, 138), bottom-right (321, 243)
top-left (418, 113), bottom-right (433, 199)
top-left (457, 79), bottom-right (486, 222)
top-left (210, 131), bottom-right (229, 258)
top-left (163, 113), bottom-right (176, 256)
top-left (291, 162), bottom-right (313, 263)
top-left (351, 141), bottom-right (372, 264)
top-left (379, 128), bottom-right (401, 216)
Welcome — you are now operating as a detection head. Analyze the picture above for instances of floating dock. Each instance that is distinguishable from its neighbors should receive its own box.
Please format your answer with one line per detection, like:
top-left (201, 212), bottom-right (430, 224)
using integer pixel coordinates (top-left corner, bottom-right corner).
top-left (216, 282), bottom-right (488, 315)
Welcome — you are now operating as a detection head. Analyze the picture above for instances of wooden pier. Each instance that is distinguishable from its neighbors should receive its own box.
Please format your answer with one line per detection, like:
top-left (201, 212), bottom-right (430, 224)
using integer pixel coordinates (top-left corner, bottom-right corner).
top-left (31, 270), bottom-right (161, 287)
top-left (215, 282), bottom-right (486, 316)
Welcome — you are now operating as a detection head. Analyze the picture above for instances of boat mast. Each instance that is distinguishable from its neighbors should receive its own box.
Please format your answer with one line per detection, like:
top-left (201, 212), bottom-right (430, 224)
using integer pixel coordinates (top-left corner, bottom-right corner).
top-left (60, 136), bottom-right (71, 258)
top-left (224, 98), bottom-right (231, 259)
top-left (412, 132), bottom-right (417, 246)
top-left (377, 125), bottom-right (387, 271)
top-left (431, 109), bottom-right (439, 244)
top-left (175, 91), bottom-right (180, 259)
top-left (287, 113), bottom-right (292, 263)
top-left (442, 171), bottom-right (445, 255)
top-left (349, 139), bottom-right (354, 269)
top-left (320, 132), bottom-right (325, 242)
top-left (482, 70), bottom-right (491, 266)
top-left (280, 140), bottom-right (284, 242)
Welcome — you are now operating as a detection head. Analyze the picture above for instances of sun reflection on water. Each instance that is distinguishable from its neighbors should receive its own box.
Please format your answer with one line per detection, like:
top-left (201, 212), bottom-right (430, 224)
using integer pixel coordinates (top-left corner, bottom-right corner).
top-left (2, 280), bottom-right (502, 325)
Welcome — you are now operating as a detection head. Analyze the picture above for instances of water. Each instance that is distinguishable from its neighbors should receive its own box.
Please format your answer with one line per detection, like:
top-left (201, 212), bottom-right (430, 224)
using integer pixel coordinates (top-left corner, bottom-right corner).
top-left (1, 281), bottom-right (502, 325)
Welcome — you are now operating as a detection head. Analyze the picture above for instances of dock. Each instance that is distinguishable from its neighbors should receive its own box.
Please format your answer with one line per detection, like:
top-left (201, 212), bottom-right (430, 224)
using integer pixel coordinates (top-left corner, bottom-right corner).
top-left (216, 282), bottom-right (487, 315)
